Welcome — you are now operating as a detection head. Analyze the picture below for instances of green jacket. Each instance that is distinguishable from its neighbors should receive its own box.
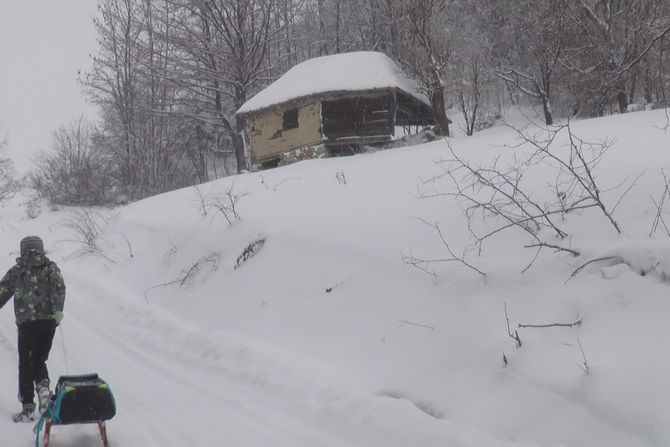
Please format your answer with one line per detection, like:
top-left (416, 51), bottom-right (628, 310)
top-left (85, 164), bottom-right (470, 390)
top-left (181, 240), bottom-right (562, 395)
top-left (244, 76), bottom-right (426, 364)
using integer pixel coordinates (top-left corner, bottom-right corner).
top-left (0, 253), bottom-right (66, 326)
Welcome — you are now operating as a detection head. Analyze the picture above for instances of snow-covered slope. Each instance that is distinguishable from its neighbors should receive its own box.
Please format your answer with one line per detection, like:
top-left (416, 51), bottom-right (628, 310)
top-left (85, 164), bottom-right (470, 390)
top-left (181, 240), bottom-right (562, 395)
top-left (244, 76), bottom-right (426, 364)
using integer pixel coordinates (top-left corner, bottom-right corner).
top-left (1, 109), bottom-right (669, 446)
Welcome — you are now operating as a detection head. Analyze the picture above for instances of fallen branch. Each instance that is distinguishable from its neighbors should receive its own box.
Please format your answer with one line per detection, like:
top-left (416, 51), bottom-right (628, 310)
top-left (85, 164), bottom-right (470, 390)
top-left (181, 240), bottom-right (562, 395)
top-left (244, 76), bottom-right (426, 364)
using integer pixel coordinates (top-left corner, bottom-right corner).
top-left (397, 319), bottom-right (435, 330)
top-left (524, 242), bottom-right (580, 257)
top-left (576, 337), bottom-right (590, 374)
top-left (568, 255), bottom-right (622, 281)
top-left (518, 318), bottom-right (582, 329)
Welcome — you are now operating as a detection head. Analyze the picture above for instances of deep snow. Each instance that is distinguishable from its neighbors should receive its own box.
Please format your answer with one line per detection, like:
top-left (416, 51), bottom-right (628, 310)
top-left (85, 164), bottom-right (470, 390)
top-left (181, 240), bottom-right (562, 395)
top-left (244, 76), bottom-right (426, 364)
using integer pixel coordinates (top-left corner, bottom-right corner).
top-left (0, 109), bottom-right (669, 446)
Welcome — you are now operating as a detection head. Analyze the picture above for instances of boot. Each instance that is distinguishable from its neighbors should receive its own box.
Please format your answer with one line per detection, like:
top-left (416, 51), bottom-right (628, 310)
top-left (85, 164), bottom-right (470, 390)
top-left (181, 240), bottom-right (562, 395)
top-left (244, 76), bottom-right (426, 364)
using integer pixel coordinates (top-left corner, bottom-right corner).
top-left (13, 403), bottom-right (36, 423)
top-left (36, 379), bottom-right (51, 414)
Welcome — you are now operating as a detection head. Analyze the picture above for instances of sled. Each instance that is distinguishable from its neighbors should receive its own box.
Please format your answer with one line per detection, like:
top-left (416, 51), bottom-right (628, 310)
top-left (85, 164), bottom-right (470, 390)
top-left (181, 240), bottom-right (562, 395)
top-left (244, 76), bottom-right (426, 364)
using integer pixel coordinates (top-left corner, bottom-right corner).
top-left (34, 374), bottom-right (116, 447)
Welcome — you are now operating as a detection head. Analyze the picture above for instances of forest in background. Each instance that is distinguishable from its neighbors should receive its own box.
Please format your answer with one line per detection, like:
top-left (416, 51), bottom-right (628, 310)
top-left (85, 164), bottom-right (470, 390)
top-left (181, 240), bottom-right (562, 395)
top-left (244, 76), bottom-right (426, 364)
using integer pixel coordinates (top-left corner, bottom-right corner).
top-left (17, 0), bottom-right (670, 204)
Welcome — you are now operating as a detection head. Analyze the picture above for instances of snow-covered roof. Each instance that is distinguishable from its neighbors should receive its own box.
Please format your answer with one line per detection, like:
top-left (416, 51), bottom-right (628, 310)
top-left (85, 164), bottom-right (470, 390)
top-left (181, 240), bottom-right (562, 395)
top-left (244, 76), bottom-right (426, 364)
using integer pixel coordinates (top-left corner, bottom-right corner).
top-left (237, 51), bottom-right (429, 115)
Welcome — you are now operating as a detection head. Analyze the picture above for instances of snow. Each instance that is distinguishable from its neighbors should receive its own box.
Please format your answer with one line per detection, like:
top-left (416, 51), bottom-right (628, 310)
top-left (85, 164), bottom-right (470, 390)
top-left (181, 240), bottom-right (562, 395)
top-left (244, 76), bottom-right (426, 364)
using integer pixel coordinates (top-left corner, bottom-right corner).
top-left (237, 51), bottom-right (430, 115)
top-left (1, 108), bottom-right (670, 446)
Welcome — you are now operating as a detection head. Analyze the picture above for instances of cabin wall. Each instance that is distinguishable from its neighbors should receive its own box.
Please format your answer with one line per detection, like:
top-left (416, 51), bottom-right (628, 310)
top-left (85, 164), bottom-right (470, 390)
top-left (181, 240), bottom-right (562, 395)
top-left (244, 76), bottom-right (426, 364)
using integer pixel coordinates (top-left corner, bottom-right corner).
top-left (247, 100), bottom-right (322, 163)
top-left (321, 93), bottom-right (394, 144)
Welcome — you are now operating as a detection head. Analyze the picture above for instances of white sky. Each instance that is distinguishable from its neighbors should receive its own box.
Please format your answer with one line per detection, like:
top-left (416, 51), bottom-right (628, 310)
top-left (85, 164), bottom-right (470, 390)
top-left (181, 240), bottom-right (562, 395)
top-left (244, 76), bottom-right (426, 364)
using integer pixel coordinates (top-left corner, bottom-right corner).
top-left (0, 0), bottom-right (98, 172)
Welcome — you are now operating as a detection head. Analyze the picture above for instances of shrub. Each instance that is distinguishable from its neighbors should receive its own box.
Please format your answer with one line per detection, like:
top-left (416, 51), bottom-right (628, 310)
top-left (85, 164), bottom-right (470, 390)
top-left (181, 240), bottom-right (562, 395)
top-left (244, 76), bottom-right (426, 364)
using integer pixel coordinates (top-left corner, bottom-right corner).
top-left (29, 117), bottom-right (115, 206)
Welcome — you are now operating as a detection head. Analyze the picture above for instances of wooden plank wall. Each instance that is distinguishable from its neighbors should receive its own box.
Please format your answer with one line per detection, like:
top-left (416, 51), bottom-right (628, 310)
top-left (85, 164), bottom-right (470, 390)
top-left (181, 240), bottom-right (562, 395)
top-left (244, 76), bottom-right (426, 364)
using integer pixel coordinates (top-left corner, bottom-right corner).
top-left (322, 94), bottom-right (394, 143)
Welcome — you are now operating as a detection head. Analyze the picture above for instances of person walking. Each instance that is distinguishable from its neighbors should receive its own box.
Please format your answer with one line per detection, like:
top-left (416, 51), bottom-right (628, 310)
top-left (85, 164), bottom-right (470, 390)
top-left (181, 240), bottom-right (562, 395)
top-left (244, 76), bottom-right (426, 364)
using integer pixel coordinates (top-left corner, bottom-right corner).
top-left (0, 236), bottom-right (65, 422)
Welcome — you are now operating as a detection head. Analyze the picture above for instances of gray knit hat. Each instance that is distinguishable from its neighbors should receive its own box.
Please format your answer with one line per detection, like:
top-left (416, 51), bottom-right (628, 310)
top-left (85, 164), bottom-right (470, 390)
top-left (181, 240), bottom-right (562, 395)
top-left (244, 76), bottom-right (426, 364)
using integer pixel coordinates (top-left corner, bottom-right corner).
top-left (20, 236), bottom-right (45, 256)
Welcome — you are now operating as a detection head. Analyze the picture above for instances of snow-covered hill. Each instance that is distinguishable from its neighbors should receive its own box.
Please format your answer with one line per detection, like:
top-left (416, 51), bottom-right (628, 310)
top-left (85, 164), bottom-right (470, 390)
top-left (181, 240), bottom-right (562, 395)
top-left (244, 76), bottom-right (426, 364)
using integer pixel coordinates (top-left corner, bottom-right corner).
top-left (1, 109), bottom-right (669, 446)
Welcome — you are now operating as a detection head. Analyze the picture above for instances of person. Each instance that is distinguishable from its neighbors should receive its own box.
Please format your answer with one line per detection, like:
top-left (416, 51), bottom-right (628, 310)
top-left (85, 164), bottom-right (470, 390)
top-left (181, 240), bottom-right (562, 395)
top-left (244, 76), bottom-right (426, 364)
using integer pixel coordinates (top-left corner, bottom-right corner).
top-left (0, 236), bottom-right (65, 422)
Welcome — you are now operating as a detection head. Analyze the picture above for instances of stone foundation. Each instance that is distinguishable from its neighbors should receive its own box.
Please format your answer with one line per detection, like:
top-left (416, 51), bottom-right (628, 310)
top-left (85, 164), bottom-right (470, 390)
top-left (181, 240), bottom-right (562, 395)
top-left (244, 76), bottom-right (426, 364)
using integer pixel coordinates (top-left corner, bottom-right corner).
top-left (278, 144), bottom-right (329, 166)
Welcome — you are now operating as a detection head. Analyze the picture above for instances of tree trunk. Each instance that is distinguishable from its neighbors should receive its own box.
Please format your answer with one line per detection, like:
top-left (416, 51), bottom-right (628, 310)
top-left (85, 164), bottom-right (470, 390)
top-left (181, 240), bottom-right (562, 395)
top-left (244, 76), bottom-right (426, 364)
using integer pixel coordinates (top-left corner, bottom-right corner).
top-left (318, 0), bottom-right (327, 55)
top-left (542, 96), bottom-right (553, 125)
top-left (616, 89), bottom-right (628, 113)
top-left (431, 80), bottom-right (450, 137)
top-left (643, 57), bottom-right (654, 104)
top-left (234, 114), bottom-right (247, 172)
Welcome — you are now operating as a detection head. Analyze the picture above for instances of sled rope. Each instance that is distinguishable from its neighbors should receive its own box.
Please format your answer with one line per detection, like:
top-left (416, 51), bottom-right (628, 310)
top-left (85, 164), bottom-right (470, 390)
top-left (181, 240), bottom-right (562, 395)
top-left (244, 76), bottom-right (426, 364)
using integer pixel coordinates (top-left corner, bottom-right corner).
top-left (59, 326), bottom-right (70, 374)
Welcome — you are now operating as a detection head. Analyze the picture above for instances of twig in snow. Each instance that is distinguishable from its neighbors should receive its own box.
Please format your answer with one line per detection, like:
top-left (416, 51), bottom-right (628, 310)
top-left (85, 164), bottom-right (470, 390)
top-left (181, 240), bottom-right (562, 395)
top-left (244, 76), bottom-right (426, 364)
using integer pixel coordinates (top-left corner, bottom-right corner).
top-left (504, 303), bottom-right (522, 348)
top-left (260, 174), bottom-right (301, 191)
top-left (518, 318), bottom-right (582, 329)
top-left (397, 319), bottom-right (435, 330)
top-left (112, 231), bottom-right (133, 258)
top-left (524, 243), bottom-right (581, 257)
top-left (611, 170), bottom-right (646, 214)
top-left (649, 169), bottom-right (670, 237)
top-left (380, 319), bottom-right (434, 343)
top-left (576, 337), bottom-right (590, 374)
top-left (191, 184), bottom-right (212, 216)
top-left (403, 218), bottom-right (487, 278)
top-left (335, 168), bottom-right (347, 185)
top-left (325, 281), bottom-right (343, 293)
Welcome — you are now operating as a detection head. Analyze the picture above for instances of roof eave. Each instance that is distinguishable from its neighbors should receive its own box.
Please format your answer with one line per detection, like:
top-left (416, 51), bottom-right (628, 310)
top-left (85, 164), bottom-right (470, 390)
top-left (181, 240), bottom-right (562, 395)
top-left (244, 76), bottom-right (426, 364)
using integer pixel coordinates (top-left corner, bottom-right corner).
top-left (237, 87), bottom-right (430, 117)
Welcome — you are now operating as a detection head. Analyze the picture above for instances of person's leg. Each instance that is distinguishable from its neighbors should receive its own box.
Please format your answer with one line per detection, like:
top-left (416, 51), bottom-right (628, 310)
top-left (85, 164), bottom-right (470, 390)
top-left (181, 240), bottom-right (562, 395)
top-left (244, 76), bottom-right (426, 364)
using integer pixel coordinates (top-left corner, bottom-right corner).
top-left (32, 320), bottom-right (57, 386)
top-left (17, 322), bottom-right (36, 405)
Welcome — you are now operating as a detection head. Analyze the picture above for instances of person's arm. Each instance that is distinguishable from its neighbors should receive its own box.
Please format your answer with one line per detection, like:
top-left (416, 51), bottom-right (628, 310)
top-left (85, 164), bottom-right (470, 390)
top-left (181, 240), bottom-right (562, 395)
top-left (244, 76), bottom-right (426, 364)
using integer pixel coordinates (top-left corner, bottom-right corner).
top-left (0, 268), bottom-right (16, 310)
top-left (48, 264), bottom-right (66, 323)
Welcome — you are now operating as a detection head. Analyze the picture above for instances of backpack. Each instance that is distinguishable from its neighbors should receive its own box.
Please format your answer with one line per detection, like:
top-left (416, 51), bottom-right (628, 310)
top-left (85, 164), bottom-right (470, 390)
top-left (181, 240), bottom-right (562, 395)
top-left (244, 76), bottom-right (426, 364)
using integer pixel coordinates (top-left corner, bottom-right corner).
top-left (48, 374), bottom-right (116, 424)
top-left (34, 374), bottom-right (116, 447)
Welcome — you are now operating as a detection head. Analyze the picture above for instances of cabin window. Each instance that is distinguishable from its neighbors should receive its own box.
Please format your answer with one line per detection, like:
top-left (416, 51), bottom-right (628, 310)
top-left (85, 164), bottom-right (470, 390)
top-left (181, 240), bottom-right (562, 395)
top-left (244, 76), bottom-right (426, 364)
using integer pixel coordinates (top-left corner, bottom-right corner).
top-left (282, 108), bottom-right (299, 130)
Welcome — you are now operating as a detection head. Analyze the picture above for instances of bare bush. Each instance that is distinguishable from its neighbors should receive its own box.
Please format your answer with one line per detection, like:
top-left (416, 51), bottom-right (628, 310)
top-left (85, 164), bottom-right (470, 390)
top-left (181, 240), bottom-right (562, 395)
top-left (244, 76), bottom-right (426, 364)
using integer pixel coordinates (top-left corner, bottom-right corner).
top-left (207, 180), bottom-right (248, 225)
top-left (29, 117), bottom-right (115, 206)
top-left (416, 122), bottom-right (638, 275)
top-left (60, 208), bottom-right (114, 262)
top-left (145, 252), bottom-right (221, 301)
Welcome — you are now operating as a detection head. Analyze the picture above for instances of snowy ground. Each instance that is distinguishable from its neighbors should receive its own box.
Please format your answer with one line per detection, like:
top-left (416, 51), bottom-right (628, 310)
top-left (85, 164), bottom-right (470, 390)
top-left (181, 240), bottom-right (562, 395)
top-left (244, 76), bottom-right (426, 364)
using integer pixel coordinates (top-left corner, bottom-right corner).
top-left (1, 109), bottom-right (669, 446)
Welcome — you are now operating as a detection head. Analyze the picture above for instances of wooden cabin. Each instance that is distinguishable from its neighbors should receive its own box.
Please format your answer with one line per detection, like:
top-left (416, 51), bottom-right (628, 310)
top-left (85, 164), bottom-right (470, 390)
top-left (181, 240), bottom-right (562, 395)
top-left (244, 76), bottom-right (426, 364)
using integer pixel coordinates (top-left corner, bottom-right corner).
top-left (237, 52), bottom-right (434, 167)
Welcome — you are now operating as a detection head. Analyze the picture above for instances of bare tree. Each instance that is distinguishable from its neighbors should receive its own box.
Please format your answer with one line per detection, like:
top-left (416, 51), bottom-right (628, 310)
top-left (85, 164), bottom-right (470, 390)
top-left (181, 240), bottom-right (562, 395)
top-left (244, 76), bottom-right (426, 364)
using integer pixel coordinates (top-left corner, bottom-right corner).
top-left (493, 0), bottom-right (566, 125)
top-left (563, 0), bottom-right (670, 115)
top-left (448, 4), bottom-right (491, 136)
top-left (86, 0), bottom-right (143, 195)
top-left (0, 131), bottom-right (16, 203)
top-left (85, 0), bottom-right (202, 199)
top-left (416, 123), bottom-right (633, 274)
top-left (164, 0), bottom-right (281, 173)
top-left (402, 0), bottom-right (452, 136)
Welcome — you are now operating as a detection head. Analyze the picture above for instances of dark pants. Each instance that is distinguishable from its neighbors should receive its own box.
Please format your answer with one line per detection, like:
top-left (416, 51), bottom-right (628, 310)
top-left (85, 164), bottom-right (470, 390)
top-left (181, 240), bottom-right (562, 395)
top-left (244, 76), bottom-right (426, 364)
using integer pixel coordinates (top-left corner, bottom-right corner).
top-left (17, 320), bottom-right (57, 404)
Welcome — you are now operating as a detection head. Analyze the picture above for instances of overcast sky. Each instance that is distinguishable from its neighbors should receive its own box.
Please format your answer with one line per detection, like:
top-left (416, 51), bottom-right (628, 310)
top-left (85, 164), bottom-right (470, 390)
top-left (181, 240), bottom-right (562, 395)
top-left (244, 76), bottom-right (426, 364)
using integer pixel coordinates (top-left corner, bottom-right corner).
top-left (0, 1), bottom-right (98, 172)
